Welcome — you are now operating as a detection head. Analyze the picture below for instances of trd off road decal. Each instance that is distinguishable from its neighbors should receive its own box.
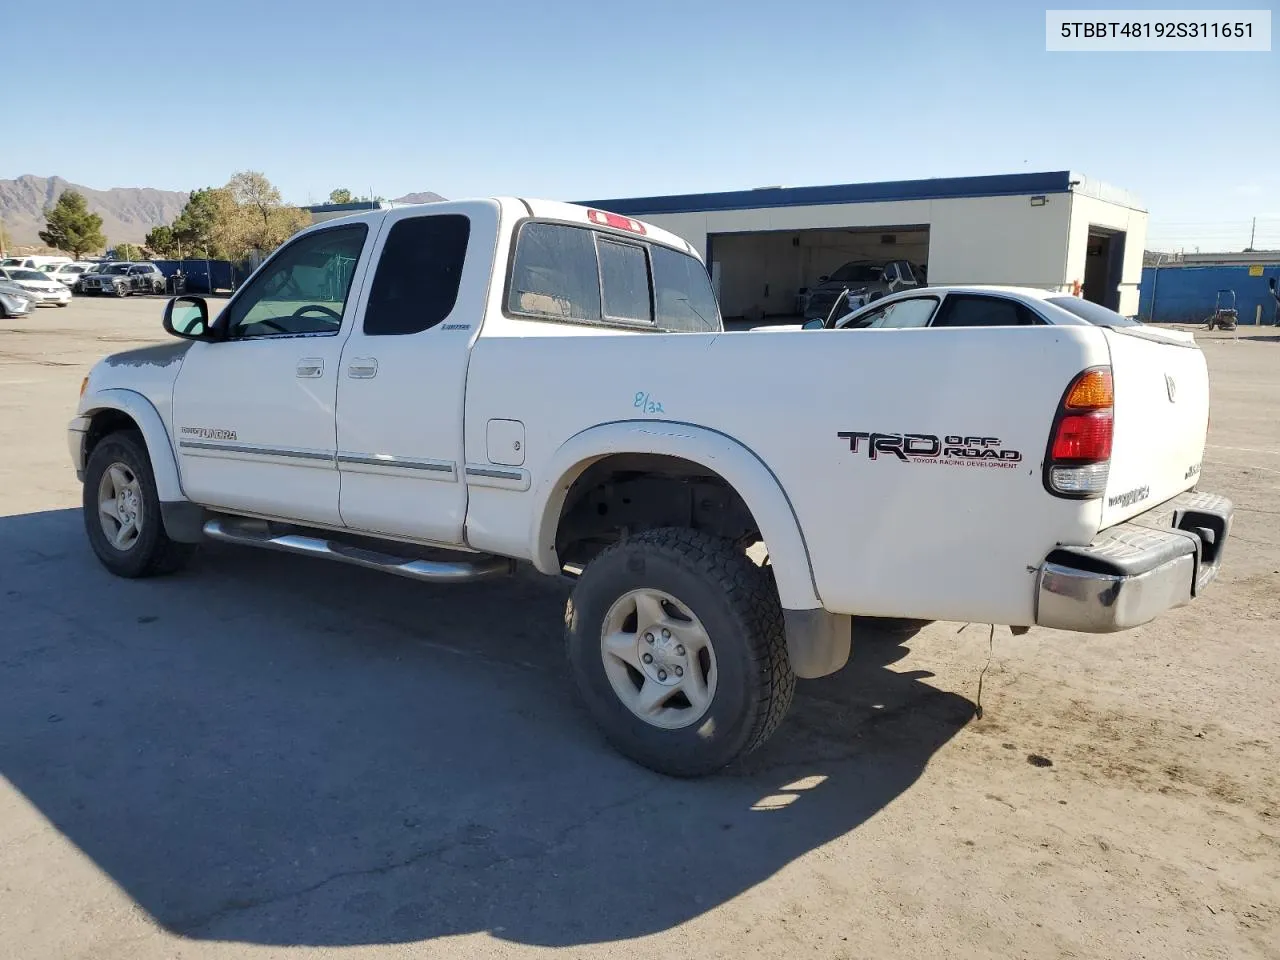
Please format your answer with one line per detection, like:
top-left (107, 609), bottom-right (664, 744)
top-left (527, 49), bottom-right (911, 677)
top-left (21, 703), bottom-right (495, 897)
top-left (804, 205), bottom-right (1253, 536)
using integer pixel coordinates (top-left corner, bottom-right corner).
top-left (181, 426), bottom-right (238, 441)
top-left (837, 431), bottom-right (1022, 469)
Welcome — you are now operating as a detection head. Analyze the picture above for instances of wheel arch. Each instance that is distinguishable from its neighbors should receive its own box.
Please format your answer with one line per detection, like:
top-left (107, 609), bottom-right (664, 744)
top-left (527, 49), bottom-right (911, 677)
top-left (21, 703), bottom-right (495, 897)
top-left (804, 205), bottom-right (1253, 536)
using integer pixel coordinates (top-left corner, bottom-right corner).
top-left (81, 388), bottom-right (185, 502)
top-left (530, 420), bottom-right (821, 611)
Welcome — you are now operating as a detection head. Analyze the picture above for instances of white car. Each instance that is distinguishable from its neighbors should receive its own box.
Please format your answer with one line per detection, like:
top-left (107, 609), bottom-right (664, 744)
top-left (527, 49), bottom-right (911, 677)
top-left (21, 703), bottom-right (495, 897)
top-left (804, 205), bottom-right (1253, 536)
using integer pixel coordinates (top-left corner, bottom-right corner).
top-left (816, 284), bottom-right (1142, 330)
top-left (67, 197), bottom-right (1232, 776)
top-left (0, 268), bottom-right (72, 306)
top-left (43, 261), bottom-right (97, 289)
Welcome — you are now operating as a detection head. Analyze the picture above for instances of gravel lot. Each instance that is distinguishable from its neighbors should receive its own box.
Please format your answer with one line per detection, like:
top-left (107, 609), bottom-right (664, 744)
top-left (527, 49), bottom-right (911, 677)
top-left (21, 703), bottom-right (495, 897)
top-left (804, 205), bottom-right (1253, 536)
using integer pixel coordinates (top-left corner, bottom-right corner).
top-left (1, 297), bottom-right (1277, 960)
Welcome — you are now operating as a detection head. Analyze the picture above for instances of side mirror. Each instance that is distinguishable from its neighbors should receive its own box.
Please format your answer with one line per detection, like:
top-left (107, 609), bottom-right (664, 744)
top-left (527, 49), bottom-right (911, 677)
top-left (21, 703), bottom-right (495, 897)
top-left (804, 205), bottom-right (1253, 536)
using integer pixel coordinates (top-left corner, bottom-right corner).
top-left (163, 296), bottom-right (214, 340)
top-left (802, 318), bottom-right (826, 330)
top-left (817, 275), bottom-right (829, 283)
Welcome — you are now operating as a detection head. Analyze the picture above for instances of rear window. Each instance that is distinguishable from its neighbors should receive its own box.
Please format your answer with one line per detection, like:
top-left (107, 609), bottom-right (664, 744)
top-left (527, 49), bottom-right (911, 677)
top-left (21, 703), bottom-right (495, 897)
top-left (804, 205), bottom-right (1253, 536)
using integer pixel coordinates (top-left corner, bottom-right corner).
top-left (508, 221), bottom-right (720, 332)
top-left (1046, 296), bottom-right (1143, 327)
top-left (651, 244), bottom-right (719, 332)
top-left (598, 239), bottom-right (651, 322)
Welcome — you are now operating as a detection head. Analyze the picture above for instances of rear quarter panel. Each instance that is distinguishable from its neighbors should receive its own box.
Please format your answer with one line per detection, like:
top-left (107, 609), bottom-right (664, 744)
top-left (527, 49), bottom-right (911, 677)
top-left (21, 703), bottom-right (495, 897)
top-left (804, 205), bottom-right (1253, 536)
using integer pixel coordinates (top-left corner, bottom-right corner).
top-left (465, 324), bottom-right (1112, 625)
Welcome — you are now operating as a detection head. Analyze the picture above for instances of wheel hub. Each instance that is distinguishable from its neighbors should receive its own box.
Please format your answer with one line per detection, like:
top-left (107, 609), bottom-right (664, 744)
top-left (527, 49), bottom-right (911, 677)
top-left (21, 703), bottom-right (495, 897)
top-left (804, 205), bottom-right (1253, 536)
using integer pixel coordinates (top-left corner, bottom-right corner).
top-left (638, 628), bottom-right (687, 685)
top-left (599, 587), bottom-right (718, 730)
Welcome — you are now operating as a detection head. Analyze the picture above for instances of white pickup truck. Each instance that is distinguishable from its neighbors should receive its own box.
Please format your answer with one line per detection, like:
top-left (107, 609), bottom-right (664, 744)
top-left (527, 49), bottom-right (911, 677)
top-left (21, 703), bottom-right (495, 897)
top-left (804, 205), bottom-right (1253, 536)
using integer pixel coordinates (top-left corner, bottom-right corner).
top-left (69, 198), bottom-right (1232, 776)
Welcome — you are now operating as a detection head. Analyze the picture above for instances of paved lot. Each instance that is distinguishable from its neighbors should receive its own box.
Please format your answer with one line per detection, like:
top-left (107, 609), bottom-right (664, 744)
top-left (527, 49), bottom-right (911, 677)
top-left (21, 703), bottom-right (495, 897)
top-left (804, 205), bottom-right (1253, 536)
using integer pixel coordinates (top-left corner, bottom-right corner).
top-left (1, 298), bottom-right (1278, 959)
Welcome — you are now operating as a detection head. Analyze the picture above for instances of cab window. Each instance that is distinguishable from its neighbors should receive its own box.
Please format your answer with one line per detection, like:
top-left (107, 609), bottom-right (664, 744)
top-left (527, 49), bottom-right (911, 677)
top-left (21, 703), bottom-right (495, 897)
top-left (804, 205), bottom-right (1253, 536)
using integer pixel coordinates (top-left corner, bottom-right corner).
top-left (223, 225), bottom-right (368, 339)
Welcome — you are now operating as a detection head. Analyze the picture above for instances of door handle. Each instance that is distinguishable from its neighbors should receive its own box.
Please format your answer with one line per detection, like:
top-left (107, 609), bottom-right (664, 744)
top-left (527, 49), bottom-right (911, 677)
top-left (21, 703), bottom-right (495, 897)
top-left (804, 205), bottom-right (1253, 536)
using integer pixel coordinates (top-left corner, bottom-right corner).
top-left (347, 358), bottom-right (378, 379)
top-left (296, 358), bottom-right (324, 378)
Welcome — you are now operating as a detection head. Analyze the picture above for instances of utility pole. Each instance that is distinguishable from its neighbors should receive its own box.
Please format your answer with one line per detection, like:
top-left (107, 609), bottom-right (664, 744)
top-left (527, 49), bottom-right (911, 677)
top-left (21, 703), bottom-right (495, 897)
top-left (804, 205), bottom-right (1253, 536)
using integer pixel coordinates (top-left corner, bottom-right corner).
top-left (1248, 217), bottom-right (1256, 251)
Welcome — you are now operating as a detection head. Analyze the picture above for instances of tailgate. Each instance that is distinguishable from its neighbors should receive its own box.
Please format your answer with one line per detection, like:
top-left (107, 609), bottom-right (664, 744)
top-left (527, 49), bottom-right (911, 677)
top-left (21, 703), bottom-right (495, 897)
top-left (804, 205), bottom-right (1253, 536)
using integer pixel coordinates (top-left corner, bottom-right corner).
top-left (1100, 326), bottom-right (1209, 527)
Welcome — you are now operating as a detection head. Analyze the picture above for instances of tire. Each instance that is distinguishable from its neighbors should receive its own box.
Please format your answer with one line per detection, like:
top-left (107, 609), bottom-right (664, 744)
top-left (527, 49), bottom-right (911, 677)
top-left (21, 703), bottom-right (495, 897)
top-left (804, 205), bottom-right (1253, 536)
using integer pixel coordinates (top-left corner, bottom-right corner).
top-left (566, 527), bottom-right (794, 777)
top-left (152, 281), bottom-right (164, 294)
top-left (83, 430), bottom-right (197, 578)
top-left (57, 302), bottom-right (69, 308)
top-left (114, 283), bottom-right (128, 298)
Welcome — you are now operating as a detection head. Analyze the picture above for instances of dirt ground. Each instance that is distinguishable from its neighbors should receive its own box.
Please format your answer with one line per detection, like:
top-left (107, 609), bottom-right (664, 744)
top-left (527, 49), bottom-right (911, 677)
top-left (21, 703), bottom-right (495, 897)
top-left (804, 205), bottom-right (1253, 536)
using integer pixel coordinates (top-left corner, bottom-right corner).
top-left (1, 298), bottom-right (1277, 960)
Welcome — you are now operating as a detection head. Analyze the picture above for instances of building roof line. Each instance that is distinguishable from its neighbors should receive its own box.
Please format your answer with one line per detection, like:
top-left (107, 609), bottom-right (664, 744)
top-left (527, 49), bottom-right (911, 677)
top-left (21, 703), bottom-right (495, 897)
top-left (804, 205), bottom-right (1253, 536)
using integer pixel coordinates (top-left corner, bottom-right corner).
top-left (577, 171), bottom-right (1078, 216)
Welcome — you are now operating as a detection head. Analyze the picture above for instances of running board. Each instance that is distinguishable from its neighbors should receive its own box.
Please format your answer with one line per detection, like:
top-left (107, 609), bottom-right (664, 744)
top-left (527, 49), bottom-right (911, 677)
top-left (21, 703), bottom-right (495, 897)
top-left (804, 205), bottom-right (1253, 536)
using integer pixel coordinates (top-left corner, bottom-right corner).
top-left (202, 518), bottom-right (514, 583)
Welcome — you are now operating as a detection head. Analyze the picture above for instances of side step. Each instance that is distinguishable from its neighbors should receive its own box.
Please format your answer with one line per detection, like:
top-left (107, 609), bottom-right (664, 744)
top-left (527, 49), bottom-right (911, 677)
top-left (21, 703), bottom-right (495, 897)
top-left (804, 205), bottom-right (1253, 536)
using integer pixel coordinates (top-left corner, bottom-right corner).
top-left (202, 518), bottom-right (514, 583)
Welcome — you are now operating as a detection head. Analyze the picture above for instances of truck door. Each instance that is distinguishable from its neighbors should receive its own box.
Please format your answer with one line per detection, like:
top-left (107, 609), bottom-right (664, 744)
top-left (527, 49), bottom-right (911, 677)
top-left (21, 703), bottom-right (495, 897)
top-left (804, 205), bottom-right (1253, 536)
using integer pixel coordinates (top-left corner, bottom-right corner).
top-left (171, 222), bottom-right (373, 526)
top-left (335, 201), bottom-right (499, 544)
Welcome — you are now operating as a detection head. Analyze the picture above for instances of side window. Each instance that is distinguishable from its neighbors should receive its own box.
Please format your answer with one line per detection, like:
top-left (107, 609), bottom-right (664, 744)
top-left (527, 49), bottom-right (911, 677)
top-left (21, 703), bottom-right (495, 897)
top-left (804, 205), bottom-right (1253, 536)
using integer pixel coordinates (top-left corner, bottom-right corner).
top-left (597, 239), bottom-right (651, 323)
top-left (841, 296), bottom-right (939, 329)
top-left (364, 214), bottom-right (470, 336)
top-left (897, 262), bottom-right (916, 284)
top-left (931, 294), bottom-right (1042, 328)
top-left (223, 224), bottom-right (367, 339)
top-left (508, 222), bottom-right (601, 321)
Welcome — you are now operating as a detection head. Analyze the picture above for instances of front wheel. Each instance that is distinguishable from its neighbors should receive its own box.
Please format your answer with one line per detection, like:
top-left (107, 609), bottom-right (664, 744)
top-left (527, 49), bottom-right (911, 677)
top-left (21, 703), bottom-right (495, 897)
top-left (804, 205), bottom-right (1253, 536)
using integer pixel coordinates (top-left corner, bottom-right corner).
top-left (83, 430), bottom-right (196, 578)
top-left (566, 528), bottom-right (795, 777)
top-left (114, 283), bottom-right (128, 298)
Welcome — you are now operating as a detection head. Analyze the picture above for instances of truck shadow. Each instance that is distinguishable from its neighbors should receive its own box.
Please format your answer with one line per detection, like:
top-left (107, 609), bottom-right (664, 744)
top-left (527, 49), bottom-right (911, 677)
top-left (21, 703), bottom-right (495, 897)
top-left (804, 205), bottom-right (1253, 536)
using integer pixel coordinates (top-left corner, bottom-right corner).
top-left (0, 508), bottom-right (972, 949)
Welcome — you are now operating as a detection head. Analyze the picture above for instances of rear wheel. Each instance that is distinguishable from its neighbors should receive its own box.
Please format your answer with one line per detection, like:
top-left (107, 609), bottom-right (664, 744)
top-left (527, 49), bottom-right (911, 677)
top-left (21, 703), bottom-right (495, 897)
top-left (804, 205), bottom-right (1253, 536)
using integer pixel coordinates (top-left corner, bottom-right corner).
top-left (566, 528), bottom-right (794, 776)
top-left (83, 430), bottom-right (196, 578)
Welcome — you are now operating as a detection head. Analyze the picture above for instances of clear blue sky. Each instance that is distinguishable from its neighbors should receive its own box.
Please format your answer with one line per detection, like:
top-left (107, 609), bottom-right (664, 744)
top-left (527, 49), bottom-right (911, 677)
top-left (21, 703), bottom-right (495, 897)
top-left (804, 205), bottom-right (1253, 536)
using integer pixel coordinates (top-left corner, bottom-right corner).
top-left (7, 0), bottom-right (1277, 249)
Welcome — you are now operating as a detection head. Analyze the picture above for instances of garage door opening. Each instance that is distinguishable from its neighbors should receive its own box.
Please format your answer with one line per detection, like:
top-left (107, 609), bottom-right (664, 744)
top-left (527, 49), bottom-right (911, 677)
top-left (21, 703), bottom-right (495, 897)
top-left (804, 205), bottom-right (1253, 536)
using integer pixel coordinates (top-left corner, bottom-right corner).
top-left (707, 226), bottom-right (931, 322)
top-left (1083, 227), bottom-right (1126, 311)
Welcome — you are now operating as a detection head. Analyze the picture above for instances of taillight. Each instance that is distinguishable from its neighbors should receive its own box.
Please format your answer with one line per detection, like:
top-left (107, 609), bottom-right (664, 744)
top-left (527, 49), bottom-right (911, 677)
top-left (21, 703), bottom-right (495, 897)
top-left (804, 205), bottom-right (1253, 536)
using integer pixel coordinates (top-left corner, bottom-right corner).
top-left (1045, 365), bottom-right (1113, 498)
top-left (587, 209), bottom-right (646, 235)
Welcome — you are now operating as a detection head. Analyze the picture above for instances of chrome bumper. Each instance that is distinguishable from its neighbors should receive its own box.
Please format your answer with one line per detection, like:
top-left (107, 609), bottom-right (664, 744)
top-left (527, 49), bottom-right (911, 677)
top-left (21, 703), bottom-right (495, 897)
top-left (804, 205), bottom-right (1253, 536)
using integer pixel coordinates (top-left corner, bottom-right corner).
top-left (1036, 491), bottom-right (1232, 633)
top-left (68, 415), bottom-right (90, 481)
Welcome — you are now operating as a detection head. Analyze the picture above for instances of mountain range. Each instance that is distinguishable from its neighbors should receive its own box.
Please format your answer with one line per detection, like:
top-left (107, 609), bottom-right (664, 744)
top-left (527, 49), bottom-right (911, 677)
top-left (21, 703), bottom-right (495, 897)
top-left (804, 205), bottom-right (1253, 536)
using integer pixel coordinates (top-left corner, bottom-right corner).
top-left (0, 176), bottom-right (446, 250)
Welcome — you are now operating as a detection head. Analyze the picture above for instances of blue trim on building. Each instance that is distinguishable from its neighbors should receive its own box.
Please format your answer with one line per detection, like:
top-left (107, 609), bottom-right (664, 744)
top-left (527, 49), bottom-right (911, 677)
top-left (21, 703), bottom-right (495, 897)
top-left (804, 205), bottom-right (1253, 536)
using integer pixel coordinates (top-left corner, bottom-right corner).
top-left (577, 171), bottom-right (1074, 216)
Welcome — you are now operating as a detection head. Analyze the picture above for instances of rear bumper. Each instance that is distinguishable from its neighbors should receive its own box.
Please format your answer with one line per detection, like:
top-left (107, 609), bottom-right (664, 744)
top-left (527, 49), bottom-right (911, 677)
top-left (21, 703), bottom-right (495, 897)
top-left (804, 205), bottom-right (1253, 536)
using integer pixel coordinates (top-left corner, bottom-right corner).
top-left (1035, 491), bottom-right (1232, 633)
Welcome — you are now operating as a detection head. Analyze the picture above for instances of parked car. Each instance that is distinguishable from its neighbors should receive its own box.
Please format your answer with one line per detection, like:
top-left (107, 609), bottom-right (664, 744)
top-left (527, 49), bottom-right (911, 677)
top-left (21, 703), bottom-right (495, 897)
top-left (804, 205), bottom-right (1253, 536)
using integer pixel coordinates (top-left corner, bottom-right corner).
top-left (0, 276), bottom-right (35, 318)
top-left (1, 255), bottom-right (72, 271)
top-left (801, 258), bottom-right (923, 321)
top-left (69, 198), bottom-right (1230, 777)
top-left (0, 267), bottom-right (72, 306)
top-left (809, 285), bottom-right (1147, 331)
top-left (79, 262), bottom-right (167, 297)
top-left (44, 261), bottom-right (97, 290)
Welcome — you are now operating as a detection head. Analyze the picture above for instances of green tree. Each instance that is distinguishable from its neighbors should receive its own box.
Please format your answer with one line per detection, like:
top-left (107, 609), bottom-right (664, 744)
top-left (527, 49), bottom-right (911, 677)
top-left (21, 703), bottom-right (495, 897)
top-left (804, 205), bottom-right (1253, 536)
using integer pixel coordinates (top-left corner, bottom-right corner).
top-left (145, 225), bottom-right (178, 258)
top-left (173, 187), bottom-right (228, 254)
top-left (38, 190), bottom-right (106, 259)
top-left (328, 187), bottom-right (353, 204)
top-left (113, 242), bottom-right (144, 262)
